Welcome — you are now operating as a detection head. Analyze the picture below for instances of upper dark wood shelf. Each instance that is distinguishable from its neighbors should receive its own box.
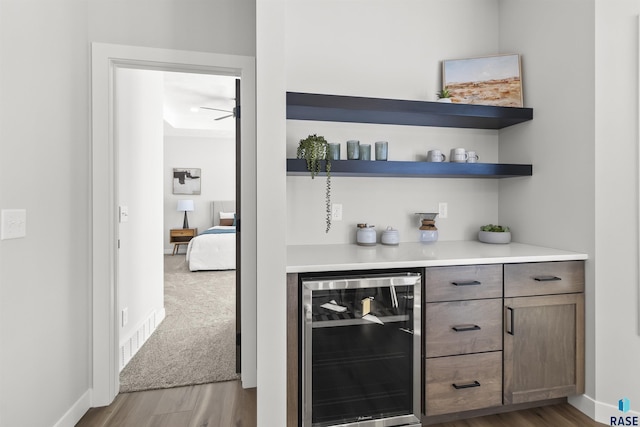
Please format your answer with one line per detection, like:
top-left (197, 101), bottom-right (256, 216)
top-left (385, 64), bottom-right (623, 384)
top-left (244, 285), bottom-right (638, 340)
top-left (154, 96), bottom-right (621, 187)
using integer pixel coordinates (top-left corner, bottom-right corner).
top-left (286, 92), bottom-right (533, 130)
top-left (287, 159), bottom-right (532, 179)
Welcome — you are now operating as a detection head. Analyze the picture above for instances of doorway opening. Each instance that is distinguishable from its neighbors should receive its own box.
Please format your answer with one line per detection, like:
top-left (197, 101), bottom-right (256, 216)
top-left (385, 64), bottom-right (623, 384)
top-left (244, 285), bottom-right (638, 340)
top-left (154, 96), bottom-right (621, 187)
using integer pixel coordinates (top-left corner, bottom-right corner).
top-left (91, 43), bottom-right (256, 407)
top-left (115, 69), bottom-right (241, 392)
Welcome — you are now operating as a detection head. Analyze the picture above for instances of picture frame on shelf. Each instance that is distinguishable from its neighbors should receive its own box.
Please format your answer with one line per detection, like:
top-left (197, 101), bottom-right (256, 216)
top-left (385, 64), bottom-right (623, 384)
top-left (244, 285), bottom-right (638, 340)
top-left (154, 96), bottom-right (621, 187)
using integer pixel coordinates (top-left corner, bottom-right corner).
top-left (173, 168), bottom-right (201, 195)
top-left (442, 54), bottom-right (523, 107)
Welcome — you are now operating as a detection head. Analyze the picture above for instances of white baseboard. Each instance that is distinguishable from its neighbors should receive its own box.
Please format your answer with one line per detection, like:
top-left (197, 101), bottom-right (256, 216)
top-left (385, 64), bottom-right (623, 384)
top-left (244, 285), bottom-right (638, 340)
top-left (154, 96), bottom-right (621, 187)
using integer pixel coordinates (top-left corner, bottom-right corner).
top-left (53, 389), bottom-right (91, 427)
top-left (569, 394), bottom-right (596, 419)
top-left (119, 307), bottom-right (166, 371)
top-left (571, 393), bottom-right (640, 424)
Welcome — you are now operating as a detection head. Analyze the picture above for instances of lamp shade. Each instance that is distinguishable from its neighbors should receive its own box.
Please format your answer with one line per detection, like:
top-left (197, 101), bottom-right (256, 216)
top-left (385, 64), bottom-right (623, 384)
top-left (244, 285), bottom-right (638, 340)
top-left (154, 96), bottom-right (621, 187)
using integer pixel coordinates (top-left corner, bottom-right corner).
top-left (177, 200), bottom-right (194, 212)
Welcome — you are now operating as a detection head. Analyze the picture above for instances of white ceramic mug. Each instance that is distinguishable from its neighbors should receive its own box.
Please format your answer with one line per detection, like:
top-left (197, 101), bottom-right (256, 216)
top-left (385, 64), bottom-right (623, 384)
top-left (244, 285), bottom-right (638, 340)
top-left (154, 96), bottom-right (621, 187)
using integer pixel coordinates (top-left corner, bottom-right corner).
top-left (450, 148), bottom-right (468, 163)
top-left (427, 149), bottom-right (446, 162)
top-left (467, 150), bottom-right (479, 163)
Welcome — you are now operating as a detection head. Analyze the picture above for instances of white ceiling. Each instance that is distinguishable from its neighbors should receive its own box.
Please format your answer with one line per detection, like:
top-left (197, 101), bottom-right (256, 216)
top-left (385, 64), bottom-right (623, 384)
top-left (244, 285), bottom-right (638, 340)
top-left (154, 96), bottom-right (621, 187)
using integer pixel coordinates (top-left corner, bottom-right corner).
top-left (163, 71), bottom-right (237, 138)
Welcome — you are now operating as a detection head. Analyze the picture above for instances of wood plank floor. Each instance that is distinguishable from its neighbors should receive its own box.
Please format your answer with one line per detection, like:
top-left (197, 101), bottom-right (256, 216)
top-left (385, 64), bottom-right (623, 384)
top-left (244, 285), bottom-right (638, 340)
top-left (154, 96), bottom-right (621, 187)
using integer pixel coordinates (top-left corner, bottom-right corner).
top-left (428, 403), bottom-right (607, 427)
top-left (77, 385), bottom-right (605, 427)
top-left (75, 380), bottom-right (256, 427)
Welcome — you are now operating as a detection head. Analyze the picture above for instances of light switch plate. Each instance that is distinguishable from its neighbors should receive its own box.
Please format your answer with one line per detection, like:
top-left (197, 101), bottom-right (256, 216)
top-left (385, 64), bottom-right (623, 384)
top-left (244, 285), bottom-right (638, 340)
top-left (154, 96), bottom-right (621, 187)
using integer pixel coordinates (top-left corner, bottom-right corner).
top-left (1, 209), bottom-right (27, 240)
top-left (119, 206), bottom-right (129, 223)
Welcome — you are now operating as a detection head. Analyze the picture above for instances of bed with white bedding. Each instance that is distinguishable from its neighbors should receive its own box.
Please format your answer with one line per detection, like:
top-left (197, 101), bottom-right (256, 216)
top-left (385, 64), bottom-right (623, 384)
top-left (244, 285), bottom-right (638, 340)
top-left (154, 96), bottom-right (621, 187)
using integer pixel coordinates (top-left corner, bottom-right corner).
top-left (185, 200), bottom-right (236, 271)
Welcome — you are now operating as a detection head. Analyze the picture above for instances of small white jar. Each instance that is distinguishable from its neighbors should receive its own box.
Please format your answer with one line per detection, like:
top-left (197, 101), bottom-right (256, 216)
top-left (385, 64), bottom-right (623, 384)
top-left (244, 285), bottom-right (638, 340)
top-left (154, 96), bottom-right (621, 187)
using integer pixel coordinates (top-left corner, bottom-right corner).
top-left (381, 226), bottom-right (400, 246)
top-left (356, 224), bottom-right (377, 246)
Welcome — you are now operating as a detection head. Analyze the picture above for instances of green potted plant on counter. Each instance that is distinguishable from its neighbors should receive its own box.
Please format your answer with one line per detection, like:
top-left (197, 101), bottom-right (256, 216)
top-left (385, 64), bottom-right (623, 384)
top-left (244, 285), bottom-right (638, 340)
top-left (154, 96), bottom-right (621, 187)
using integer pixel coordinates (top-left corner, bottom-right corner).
top-left (297, 134), bottom-right (333, 233)
top-left (478, 224), bottom-right (511, 244)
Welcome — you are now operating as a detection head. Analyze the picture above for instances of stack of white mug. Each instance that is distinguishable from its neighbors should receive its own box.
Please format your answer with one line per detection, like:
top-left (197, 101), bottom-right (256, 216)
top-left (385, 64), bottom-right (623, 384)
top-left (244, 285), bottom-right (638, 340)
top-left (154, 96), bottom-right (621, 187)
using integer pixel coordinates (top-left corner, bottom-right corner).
top-left (426, 148), bottom-right (479, 163)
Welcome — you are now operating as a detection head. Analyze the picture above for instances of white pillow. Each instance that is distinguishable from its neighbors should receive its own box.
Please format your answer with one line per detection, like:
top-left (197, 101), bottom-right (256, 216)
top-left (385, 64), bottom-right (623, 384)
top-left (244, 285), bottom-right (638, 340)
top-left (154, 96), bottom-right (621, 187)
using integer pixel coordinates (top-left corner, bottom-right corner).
top-left (220, 211), bottom-right (235, 219)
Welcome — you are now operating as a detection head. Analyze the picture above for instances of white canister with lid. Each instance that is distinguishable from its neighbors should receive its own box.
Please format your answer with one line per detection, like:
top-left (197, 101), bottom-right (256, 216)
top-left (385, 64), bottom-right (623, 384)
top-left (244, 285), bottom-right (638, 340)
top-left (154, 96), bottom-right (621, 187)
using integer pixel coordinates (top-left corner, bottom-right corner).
top-left (356, 224), bottom-right (377, 246)
top-left (381, 226), bottom-right (400, 246)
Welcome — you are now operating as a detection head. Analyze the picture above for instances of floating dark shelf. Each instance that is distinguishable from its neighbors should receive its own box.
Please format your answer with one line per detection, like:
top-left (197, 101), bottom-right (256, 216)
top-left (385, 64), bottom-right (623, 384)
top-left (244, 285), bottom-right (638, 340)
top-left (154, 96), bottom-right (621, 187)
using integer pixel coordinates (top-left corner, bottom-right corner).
top-left (287, 159), bottom-right (532, 179)
top-left (287, 92), bottom-right (533, 130)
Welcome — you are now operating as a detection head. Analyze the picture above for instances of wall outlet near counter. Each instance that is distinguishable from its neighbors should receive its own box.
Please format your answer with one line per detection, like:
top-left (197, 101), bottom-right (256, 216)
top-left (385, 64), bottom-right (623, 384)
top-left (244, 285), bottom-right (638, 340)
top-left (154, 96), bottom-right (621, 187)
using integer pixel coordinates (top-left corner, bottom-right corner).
top-left (331, 203), bottom-right (343, 221)
top-left (438, 202), bottom-right (448, 219)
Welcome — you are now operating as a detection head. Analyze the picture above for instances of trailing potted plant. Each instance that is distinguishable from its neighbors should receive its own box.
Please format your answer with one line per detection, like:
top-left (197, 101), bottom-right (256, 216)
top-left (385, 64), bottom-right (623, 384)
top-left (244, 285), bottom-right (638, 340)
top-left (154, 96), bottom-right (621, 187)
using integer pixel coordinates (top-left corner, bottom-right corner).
top-left (478, 224), bottom-right (511, 244)
top-left (297, 134), bottom-right (333, 233)
top-left (436, 87), bottom-right (452, 103)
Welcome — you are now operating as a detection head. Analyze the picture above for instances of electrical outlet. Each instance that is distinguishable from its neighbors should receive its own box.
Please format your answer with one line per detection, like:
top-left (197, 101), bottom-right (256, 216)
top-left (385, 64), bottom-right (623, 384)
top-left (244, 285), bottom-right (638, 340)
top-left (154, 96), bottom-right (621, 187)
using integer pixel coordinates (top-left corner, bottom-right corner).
top-left (122, 308), bottom-right (129, 327)
top-left (331, 203), bottom-right (343, 221)
top-left (438, 202), bottom-right (448, 219)
top-left (1, 209), bottom-right (27, 240)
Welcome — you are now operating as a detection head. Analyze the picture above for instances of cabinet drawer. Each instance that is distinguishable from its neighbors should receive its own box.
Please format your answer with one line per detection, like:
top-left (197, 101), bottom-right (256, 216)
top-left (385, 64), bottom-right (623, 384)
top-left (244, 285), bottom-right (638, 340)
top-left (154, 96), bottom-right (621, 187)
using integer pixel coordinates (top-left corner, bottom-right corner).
top-left (425, 352), bottom-right (502, 416)
top-left (171, 229), bottom-right (195, 237)
top-left (425, 299), bottom-right (502, 358)
top-left (425, 265), bottom-right (503, 302)
top-left (504, 261), bottom-right (584, 297)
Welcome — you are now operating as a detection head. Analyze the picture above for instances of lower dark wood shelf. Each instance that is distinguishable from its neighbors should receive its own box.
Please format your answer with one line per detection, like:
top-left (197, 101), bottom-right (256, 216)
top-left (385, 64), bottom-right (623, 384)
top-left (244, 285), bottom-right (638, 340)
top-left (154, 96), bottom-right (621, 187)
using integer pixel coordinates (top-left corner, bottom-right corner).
top-left (286, 159), bottom-right (532, 178)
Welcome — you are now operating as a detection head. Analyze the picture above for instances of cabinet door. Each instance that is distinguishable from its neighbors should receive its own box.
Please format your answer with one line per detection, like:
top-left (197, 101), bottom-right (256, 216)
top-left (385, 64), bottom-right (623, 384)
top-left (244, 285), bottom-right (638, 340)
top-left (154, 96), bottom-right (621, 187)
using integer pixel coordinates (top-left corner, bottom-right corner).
top-left (503, 293), bottom-right (584, 404)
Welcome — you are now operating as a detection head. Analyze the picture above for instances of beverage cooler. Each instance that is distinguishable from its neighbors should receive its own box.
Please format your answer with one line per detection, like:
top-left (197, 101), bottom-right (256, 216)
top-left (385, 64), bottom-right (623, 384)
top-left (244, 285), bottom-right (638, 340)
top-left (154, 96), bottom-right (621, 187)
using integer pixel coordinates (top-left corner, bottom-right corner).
top-left (301, 272), bottom-right (422, 427)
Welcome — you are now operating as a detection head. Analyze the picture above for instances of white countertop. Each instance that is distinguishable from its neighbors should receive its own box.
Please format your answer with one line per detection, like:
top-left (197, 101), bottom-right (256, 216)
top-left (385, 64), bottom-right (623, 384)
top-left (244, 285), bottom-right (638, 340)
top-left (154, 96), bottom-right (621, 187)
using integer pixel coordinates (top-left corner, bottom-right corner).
top-left (286, 241), bottom-right (588, 273)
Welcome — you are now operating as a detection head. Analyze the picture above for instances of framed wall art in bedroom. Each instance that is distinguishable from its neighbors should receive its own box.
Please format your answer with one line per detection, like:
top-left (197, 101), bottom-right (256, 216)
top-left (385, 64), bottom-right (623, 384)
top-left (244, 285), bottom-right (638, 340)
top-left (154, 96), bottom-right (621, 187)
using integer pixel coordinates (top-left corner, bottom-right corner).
top-left (173, 168), bottom-right (201, 195)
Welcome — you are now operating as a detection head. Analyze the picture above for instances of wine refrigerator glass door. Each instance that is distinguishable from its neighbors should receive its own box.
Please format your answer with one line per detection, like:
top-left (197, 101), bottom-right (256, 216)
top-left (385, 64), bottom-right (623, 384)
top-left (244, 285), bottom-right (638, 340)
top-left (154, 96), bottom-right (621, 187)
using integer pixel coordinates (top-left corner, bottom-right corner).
top-left (302, 273), bottom-right (421, 427)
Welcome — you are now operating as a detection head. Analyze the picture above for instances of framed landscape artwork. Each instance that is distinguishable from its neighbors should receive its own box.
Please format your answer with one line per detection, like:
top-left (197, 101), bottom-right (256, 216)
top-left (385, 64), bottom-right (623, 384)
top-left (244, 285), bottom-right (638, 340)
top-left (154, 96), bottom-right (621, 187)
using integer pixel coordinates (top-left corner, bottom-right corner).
top-left (442, 54), bottom-right (523, 107)
top-left (173, 168), bottom-right (201, 195)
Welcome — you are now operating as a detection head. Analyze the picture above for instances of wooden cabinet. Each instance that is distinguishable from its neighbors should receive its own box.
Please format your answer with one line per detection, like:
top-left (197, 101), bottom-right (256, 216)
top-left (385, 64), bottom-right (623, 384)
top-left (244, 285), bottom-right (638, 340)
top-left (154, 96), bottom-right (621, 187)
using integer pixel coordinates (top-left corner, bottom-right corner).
top-left (503, 261), bottom-right (585, 405)
top-left (424, 265), bottom-right (503, 416)
top-left (169, 228), bottom-right (197, 255)
top-left (287, 259), bottom-right (586, 424)
top-left (424, 260), bottom-right (586, 418)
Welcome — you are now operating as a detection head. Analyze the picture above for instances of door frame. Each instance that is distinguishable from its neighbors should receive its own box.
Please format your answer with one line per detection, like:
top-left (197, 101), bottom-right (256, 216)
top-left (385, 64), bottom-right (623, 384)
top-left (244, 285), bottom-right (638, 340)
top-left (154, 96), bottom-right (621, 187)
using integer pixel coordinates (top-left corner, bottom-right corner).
top-left (91, 43), bottom-right (257, 407)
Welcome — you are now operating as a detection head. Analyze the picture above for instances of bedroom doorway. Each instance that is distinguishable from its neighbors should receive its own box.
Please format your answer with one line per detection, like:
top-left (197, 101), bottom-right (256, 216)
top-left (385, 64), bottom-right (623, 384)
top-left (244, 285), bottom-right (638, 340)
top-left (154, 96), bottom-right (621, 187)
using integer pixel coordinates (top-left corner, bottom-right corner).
top-left (91, 43), bottom-right (258, 406)
top-left (116, 68), bottom-right (242, 393)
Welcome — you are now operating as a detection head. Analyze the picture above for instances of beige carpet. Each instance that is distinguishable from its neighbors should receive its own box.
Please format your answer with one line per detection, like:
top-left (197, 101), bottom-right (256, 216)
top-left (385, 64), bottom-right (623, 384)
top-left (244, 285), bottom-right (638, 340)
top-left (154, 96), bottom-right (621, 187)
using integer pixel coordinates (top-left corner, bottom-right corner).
top-left (119, 255), bottom-right (239, 393)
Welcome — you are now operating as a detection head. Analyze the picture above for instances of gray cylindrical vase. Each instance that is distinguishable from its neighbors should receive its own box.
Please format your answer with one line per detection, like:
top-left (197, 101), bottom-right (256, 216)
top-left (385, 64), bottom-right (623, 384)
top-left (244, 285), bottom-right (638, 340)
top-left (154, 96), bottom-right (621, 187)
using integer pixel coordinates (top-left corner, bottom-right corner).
top-left (347, 140), bottom-right (360, 160)
top-left (328, 143), bottom-right (341, 160)
top-left (359, 144), bottom-right (371, 160)
top-left (375, 141), bottom-right (388, 161)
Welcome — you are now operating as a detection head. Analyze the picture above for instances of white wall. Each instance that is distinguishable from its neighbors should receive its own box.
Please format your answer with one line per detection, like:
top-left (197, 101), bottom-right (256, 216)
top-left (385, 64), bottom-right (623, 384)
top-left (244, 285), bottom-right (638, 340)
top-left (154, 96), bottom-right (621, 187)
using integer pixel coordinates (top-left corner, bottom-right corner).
top-left (256, 0), bottom-right (287, 425)
top-left (0, 1), bottom-right (255, 425)
top-left (87, 0), bottom-right (255, 57)
top-left (116, 67), bottom-right (165, 356)
top-left (285, 0), bottom-right (503, 245)
top-left (163, 133), bottom-right (236, 252)
top-left (0, 2), bottom-right (91, 427)
top-left (592, 0), bottom-right (640, 422)
top-left (497, 0), bottom-right (597, 416)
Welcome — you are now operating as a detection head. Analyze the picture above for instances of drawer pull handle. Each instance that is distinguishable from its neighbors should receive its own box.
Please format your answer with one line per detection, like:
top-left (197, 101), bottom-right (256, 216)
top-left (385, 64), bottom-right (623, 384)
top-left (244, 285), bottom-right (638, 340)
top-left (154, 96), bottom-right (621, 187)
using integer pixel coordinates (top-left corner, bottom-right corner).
top-left (506, 306), bottom-right (515, 335)
top-left (534, 275), bottom-right (562, 282)
top-left (452, 381), bottom-right (481, 390)
top-left (451, 280), bottom-right (481, 286)
top-left (452, 324), bottom-right (481, 332)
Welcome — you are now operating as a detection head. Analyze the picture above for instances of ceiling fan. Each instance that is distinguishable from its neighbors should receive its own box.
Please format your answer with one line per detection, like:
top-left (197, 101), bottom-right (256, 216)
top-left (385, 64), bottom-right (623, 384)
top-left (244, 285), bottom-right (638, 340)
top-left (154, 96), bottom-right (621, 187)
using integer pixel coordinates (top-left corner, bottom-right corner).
top-left (200, 106), bottom-right (236, 121)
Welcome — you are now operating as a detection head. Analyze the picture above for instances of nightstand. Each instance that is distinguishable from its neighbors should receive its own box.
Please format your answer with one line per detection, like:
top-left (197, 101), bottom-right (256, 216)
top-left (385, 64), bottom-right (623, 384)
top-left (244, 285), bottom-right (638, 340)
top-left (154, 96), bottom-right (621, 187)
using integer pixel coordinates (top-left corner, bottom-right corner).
top-left (170, 228), bottom-right (197, 255)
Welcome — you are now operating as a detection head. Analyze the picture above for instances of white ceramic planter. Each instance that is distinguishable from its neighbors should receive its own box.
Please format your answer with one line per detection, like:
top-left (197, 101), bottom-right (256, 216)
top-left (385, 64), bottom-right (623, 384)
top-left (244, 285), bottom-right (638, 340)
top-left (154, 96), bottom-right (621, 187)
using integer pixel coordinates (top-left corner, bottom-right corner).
top-left (478, 230), bottom-right (511, 244)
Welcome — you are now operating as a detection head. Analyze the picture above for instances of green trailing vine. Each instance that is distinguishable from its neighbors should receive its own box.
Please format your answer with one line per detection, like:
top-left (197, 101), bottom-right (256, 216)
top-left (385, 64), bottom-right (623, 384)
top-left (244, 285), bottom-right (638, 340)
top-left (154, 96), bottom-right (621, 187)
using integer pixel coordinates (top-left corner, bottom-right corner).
top-left (297, 134), bottom-right (332, 233)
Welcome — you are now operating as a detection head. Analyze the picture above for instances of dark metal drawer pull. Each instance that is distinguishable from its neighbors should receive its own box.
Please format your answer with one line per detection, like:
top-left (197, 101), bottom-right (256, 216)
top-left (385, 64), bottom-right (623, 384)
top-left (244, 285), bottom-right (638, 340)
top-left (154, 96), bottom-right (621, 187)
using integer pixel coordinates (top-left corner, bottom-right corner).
top-left (451, 280), bottom-right (481, 286)
top-left (534, 275), bottom-right (562, 282)
top-left (452, 324), bottom-right (481, 332)
top-left (506, 306), bottom-right (514, 335)
top-left (452, 381), bottom-right (481, 389)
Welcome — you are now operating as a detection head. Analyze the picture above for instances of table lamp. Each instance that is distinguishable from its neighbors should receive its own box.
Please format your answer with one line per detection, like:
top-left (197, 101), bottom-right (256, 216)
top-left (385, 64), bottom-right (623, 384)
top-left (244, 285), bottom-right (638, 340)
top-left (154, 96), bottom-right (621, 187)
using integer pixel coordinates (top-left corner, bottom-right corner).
top-left (177, 200), bottom-right (194, 229)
